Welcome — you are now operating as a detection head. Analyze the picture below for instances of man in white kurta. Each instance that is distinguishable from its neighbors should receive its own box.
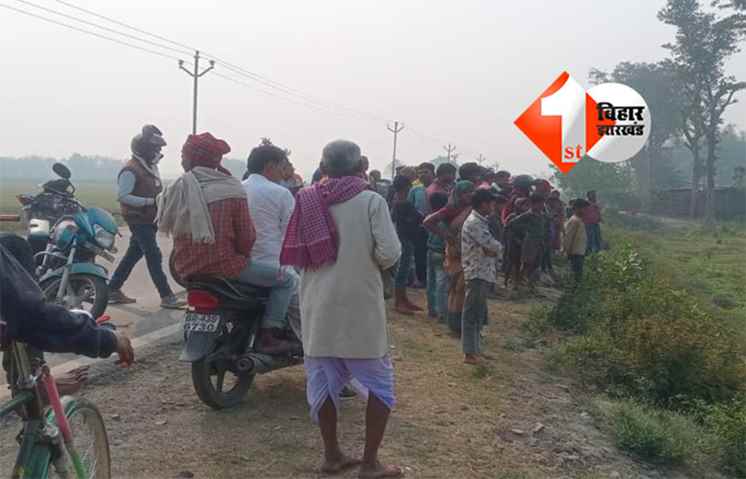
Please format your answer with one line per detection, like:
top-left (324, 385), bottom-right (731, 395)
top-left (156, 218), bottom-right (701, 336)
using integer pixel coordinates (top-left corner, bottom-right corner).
top-left (282, 140), bottom-right (403, 479)
top-left (300, 189), bottom-right (400, 359)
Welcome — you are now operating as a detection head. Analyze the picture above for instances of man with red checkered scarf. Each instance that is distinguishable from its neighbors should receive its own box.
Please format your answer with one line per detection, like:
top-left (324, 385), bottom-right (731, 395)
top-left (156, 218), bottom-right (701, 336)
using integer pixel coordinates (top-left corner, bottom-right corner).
top-left (160, 133), bottom-right (298, 355)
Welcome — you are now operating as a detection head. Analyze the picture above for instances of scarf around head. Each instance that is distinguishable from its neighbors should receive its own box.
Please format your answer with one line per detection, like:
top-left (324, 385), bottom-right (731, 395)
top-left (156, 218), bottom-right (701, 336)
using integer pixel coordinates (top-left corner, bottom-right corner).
top-left (280, 176), bottom-right (369, 270)
top-left (157, 166), bottom-right (246, 244)
top-left (182, 132), bottom-right (232, 173)
top-left (447, 180), bottom-right (475, 210)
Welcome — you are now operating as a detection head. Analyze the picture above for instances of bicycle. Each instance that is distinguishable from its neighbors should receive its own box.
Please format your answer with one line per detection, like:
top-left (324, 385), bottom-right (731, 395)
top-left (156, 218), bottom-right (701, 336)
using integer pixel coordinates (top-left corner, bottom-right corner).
top-left (2, 340), bottom-right (110, 478)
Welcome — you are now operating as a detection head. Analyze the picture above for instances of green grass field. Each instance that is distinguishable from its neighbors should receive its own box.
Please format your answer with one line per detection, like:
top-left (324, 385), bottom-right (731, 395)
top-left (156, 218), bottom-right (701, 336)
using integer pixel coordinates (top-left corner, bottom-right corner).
top-left (0, 180), bottom-right (119, 232)
top-left (606, 218), bottom-right (746, 323)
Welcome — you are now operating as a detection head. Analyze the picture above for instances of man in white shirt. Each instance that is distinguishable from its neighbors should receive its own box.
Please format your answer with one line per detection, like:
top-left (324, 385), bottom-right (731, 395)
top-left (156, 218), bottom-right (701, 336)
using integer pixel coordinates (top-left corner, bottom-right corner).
top-left (241, 144), bottom-right (299, 354)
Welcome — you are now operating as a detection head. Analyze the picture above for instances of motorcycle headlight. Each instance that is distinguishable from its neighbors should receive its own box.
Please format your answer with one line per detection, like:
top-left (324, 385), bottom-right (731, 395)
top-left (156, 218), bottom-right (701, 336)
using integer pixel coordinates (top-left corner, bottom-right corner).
top-left (93, 224), bottom-right (116, 250)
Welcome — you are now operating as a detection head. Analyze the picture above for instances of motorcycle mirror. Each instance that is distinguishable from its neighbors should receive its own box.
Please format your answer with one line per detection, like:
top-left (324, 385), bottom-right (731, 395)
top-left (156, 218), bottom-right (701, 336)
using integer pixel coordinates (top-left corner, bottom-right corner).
top-left (52, 162), bottom-right (72, 180)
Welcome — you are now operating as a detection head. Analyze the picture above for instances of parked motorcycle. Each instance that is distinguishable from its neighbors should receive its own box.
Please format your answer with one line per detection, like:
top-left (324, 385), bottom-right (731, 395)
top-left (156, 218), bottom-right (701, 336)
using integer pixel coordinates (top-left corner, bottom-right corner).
top-left (174, 269), bottom-right (303, 410)
top-left (17, 163), bottom-right (84, 255)
top-left (18, 163), bottom-right (119, 318)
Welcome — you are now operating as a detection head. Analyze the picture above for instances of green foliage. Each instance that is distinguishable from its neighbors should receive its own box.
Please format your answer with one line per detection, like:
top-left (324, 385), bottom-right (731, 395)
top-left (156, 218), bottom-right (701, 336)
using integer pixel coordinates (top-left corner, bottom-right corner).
top-left (707, 398), bottom-right (746, 476)
top-left (613, 400), bottom-right (703, 464)
top-left (521, 306), bottom-right (552, 339)
top-left (550, 244), bottom-right (746, 407)
top-left (550, 158), bottom-right (635, 206)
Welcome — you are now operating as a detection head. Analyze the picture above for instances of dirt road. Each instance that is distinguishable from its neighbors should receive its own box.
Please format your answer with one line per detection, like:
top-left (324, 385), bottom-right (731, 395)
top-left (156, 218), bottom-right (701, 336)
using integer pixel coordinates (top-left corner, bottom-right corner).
top-left (1, 290), bottom-right (675, 479)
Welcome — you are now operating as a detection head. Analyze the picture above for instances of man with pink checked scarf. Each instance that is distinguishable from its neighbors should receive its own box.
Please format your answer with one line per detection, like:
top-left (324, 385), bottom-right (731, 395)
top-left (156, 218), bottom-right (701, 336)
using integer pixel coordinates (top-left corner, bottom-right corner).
top-left (281, 140), bottom-right (403, 479)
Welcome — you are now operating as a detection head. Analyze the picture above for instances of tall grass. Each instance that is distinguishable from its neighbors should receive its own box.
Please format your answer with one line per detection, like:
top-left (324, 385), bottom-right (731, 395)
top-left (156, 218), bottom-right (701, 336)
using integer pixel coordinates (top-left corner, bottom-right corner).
top-left (534, 232), bottom-right (746, 474)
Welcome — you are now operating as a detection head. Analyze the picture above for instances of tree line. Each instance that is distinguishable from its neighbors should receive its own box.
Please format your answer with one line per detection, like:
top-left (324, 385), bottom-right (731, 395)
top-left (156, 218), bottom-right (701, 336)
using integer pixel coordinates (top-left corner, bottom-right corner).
top-left (553, 0), bottom-right (746, 221)
top-left (0, 154), bottom-right (247, 182)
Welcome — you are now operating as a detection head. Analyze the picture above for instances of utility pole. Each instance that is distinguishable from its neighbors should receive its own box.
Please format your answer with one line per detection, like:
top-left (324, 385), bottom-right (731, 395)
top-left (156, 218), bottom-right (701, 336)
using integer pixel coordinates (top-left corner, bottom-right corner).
top-left (387, 121), bottom-right (405, 179)
top-left (179, 50), bottom-right (215, 134)
top-left (476, 154), bottom-right (486, 164)
top-left (444, 144), bottom-right (457, 164)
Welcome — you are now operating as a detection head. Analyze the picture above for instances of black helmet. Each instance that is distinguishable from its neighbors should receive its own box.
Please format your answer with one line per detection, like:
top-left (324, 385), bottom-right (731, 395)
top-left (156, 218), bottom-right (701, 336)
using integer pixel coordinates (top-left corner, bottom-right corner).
top-left (131, 124), bottom-right (166, 161)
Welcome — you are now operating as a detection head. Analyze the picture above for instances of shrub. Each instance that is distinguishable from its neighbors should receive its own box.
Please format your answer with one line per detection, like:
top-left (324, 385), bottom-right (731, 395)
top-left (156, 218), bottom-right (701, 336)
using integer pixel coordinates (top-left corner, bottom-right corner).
top-left (708, 398), bottom-right (746, 477)
top-left (613, 400), bottom-right (702, 464)
top-left (550, 243), bottom-right (746, 407)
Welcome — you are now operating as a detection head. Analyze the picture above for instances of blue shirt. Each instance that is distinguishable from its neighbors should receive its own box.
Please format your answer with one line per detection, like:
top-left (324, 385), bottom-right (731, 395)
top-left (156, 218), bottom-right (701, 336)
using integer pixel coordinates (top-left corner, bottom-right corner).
top-left (408, 185), bottom-right (430, 216)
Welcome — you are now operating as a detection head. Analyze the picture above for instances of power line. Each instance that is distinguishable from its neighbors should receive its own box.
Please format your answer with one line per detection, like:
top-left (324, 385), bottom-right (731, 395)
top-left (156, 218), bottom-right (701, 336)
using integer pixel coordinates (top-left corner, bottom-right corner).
top-left (13, 0), bottom-right (192, 56)
top-left (0, 3), bottom-right (184, 62)
top-left (7, 0), bottom-right (483, 156)
top-left (50, 0), bottom-right (376, 118)
top-left (211, 71), bottom-right (355, 119)
top-left (51, 0), bottom-right (389, 124)
top-left (53, 0), bottom-right (195, 53)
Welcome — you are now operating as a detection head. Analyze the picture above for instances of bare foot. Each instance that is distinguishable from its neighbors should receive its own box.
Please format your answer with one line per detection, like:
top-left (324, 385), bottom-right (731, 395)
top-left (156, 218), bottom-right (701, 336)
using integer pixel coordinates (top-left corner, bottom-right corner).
top-left (464, 354), bottom-right (480, 365)
top-left (321, 454), bottom-right (362, 475)
top-left (404, 300), bottom-right (423, 312)
top-left (394, 305), bottom-right (415, 316)
top-left (359, 462), bottom-right (403, 479)
top-left (56, 367), bottom-right (90, 395)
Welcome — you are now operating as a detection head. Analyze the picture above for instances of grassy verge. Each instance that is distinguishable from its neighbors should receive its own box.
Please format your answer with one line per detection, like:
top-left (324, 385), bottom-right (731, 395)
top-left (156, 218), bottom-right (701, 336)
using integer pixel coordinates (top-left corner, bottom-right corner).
top-left (526, 212), bottom-right (746, 476)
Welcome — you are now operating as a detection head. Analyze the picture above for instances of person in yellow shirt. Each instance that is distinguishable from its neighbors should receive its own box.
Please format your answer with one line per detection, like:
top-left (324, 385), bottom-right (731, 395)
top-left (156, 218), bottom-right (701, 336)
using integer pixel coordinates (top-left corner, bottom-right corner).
top-left (563, 199), bottom-right (590, 282)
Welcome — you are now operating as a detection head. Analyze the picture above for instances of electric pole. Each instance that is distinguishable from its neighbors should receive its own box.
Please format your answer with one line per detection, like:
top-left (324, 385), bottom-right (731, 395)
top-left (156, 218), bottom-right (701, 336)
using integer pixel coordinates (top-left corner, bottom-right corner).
top-left (179, 50), bottom-right (215, 134)
top-left (387, 121), bottom-right (405, 179)
top-left (476, 154), bottom-right (486, 164)
top-left (444, 144), bottom-right (457, 164)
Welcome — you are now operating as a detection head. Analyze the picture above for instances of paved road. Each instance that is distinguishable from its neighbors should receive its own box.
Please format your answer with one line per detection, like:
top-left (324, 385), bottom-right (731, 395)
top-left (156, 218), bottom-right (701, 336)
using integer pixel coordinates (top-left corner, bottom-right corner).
top-left (105, 228), bottom-right (185, 338)
top-left (1, 228), bottom-right (185, 393)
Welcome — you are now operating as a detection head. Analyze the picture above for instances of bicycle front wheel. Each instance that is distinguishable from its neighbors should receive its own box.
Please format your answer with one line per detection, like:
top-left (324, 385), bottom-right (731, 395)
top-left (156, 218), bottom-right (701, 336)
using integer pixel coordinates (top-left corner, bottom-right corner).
top-left (59, 398), bottom-right (111, 479)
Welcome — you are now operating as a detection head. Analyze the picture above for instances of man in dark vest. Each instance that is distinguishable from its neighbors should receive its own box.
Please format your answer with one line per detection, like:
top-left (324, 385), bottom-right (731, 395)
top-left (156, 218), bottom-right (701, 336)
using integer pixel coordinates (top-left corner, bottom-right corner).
top-left (108, 125), bottom-right (184, 309)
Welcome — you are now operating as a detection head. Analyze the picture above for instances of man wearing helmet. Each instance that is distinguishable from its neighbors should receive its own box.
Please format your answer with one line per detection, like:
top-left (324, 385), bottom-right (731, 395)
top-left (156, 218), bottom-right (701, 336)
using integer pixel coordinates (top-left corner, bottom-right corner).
top-left (108, 125), bottom-right (184, 309)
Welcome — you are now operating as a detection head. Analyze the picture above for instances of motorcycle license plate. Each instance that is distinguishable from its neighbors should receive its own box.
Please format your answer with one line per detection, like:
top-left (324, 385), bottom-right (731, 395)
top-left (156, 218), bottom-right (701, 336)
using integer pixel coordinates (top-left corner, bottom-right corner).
top-left (184, 312), bottom-right (221, 333)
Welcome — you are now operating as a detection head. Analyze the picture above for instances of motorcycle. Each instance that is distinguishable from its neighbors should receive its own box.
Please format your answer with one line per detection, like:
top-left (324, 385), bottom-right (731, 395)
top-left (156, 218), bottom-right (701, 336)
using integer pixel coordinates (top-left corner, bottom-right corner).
top-left (17, 163), bottom-right (85, 255)
top-left (18, 163), bottom-right (119, 318)
top-left (173, 268), bottom-right (303, 410)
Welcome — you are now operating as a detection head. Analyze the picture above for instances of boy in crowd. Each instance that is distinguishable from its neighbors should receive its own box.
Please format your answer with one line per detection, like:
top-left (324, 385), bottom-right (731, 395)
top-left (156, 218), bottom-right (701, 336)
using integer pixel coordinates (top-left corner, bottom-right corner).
top-left (426, 192), bottom-right (450, 322)
top-left (564, 199), bottom-right (589, 282)
top-left (488, 194), bottom-right (509, 296)
top-left (503, 197), bottom-right (529, 290)
top-left (460, 189), bottom-right (502, 365)
top-left (584, 190), bottom-right (603, 253)
top-left (391, 175), bottom-right (424, 315)
top-left (409, 162), bottom-right (435, 288)
top-left (505, 193), bottom-right (548, 294)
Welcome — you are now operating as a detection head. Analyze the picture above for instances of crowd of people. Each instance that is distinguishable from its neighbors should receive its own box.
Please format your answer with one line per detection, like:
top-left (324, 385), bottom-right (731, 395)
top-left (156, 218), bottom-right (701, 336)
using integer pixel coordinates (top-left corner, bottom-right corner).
top-left (0, 124), bottom-right (604, 478)
top-left (367, 161), bottom-right (604, 365)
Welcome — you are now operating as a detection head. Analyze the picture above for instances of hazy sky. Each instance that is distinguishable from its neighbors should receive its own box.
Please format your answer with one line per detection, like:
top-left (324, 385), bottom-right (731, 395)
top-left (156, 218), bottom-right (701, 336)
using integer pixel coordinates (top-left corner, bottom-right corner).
top-left (1, 0), bottom-right (745, 179)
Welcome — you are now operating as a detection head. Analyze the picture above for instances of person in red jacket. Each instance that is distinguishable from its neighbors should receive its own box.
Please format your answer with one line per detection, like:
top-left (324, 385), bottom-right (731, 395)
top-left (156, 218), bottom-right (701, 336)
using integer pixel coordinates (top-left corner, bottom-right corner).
top-left (583, 190), bottom-right (603, 253)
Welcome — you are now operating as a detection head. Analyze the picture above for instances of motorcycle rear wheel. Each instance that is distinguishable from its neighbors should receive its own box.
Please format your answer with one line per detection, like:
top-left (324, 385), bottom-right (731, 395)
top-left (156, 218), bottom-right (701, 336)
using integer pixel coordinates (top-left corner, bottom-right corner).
top-left (41, 274), bottom-right (109, 319)
top-left (191, 355), bottom-right (254, 410)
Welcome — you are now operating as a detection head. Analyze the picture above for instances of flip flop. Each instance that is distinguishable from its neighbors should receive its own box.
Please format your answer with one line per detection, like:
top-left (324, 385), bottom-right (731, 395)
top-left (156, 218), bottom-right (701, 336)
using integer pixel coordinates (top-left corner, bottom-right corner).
top-left (359, 464), bottom-right (403, 479)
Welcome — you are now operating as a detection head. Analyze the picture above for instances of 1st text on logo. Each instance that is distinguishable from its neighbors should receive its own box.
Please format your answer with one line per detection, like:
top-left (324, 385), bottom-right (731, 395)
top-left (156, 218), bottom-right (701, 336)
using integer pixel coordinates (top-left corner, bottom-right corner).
top-left (514, 72), bottom-right (651, 173)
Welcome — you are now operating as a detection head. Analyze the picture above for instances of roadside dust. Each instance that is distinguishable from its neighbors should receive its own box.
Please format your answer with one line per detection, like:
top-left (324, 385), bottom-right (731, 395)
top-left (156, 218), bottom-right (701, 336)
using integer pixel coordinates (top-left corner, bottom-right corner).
top-left (1, 289), bottom-right (675, 478)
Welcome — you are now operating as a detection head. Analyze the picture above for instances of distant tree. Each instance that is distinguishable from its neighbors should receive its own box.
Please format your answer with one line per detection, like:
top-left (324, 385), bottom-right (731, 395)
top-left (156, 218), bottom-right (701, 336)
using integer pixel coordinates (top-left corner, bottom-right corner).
top-left (659, 0), bottom-right (746, 222)
top-left (716, 125), bottom-right (746, 185)
top-left (551, 157), bottom-right (635, 207)
top-left (590, 61), bottom-right (683, 209)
